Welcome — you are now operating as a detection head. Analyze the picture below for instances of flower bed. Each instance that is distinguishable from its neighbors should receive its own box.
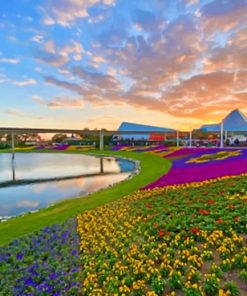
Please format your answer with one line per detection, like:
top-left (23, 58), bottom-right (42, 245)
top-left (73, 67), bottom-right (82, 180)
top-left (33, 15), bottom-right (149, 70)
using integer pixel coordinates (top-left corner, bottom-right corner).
top-left (112, 146), bottom-right (247, 189)
top-left (141, 148), bottom-right (247, 189)
top-left (77, 176), bottom-right (247, 295)
top-left (2, 147), bottom-right (247, 295)
top-left (0, 219), bottom-right (81, 295)
top-left (111, 144), bottom-right (168, 153)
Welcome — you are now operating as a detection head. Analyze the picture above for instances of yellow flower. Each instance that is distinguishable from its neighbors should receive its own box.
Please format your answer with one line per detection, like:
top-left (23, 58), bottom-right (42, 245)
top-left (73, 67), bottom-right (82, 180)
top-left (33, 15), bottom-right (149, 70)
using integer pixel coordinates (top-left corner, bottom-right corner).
top-left (147, 292), bottom-right (158, 296)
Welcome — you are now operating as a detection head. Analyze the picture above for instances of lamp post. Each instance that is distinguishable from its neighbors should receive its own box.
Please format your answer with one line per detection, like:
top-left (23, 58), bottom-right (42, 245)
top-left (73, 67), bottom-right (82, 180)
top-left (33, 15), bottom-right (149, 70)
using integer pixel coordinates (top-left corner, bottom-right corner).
top-left (220, 121), bottom-right (224, 148)
top-left (189, 130), bottom-right (192, 148)
top-left (11, 132), bottom-right (15, 160)
top-left (176, 130), bottom-right (179, 147)
top-left (99, 130), bottom-right (104, 151)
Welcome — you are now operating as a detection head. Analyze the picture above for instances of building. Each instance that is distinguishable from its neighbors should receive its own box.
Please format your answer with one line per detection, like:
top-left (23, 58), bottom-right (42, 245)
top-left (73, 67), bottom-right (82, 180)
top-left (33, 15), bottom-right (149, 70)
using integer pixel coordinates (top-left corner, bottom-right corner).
top-left (113, 121), bottom-right (176, 143)
top-left (200, 109), bottom-right (247, 132)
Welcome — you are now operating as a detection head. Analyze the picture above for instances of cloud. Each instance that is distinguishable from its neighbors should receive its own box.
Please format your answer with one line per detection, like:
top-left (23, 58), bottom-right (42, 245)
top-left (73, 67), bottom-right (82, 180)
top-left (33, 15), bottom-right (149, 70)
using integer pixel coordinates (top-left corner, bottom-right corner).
top-left (5, 109), bottom-right (43, 120)
top-left (32, 95), bottom-right (45, 105)
top-left (202, 26), bottom-right (247, 73)
top-left (13, 79), bottom-right (37, 87)
top-left (43, 40), bottom-right (56, 53)
top-left (31, 34), bottom-right (44, 43)
top-left (35, 40), bottom-right (85, 66)
top-left (28, 0), bottom-right (246, 122)
top-left (44, 75), bottom-right (83, 93)
top-left (48, 96), bottom-right (84, 108)
top-left (201, 0), bottom-right (247, 33)
top-left (71, 66), bottom-right (122, 90)
top-left (0, 58), bottom-right (20, 64)
top-left (16, 200), bottom-right (39, 208)
top-left (158, 71), bottom-right (247, 119)
top-left (41, 0), bottom-right (116, 27)
top-left (185, 0), bottom-right (199, 7)
top-left (32, 95), bottom-right (84, 108)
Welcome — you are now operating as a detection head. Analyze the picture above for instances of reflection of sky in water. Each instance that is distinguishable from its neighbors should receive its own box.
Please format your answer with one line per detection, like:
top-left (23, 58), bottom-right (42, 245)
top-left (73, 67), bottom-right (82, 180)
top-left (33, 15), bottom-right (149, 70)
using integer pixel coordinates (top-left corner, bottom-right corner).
top-left (0, 154), bottom-right (135, 217)
top-left (0, 153), bottom-right (135, 183)
top-left (0, 173), bottom-right (130, 218)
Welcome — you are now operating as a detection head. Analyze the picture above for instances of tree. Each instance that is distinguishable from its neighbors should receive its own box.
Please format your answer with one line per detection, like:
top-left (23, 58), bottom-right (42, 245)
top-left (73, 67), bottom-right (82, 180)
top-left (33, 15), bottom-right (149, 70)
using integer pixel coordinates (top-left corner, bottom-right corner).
top-left (0, 133), bottom-right (6, 141)
top-left (52, 134), bottom-right (67, 143)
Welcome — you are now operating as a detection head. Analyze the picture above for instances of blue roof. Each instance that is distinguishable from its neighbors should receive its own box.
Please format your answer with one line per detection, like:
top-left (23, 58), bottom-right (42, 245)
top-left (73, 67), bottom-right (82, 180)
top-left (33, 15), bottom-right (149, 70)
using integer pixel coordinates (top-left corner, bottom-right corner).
top-left (200, 109), bottom-right (247, 132)
top-left (115, 121), bottom-right (175, 140)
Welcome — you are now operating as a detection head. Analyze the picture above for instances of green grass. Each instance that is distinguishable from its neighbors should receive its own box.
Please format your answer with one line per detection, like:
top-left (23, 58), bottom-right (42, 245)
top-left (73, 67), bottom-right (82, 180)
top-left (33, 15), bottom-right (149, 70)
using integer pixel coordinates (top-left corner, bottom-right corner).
top-left (0, 150), bottom-right (171, 245)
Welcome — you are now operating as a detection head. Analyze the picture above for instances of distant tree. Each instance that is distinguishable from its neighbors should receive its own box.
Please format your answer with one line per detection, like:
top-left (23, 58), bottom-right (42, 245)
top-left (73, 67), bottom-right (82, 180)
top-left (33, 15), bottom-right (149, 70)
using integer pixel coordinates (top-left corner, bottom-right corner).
top-left (193, 129), bottom-right (207, 140)
top-left (0, 133), bottom-right (6, 141)
top-left (5, 133), bottom-right (40, 146)
top-left (52, 134), bottom-right (67, 143)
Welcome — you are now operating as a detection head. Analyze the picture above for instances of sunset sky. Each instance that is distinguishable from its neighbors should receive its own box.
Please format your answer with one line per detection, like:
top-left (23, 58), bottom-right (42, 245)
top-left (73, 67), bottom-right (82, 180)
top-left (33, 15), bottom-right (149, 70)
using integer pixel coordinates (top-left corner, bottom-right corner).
top-left (0, 0), bottom-right (246, 130)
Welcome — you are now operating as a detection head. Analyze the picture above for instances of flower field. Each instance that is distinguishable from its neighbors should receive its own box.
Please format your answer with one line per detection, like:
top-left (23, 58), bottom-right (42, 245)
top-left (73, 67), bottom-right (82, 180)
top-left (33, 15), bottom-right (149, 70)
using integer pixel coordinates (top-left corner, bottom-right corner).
top-left (26, 144), bottom-right (96, 151)
top-left (1, 147), bottom-right (247, 295)
top-left (0, 219), bottom-right (82, 295)
top-left (77, 176), bottom-right (247, 295)
top-left (112, 145), bottom-right (247, 189)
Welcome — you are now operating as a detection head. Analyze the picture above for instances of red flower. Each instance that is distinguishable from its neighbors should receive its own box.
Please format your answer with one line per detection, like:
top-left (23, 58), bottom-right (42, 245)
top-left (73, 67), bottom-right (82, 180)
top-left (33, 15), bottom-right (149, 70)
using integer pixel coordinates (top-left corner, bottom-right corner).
top-left (190, 227), bottom-right (200, 235)
top-left (159, 230), bottom-right (165, 237)
top-left (153, 222), bottom-right (158, 228)
top-left (146, 203), bottom-right (152, 209)
top-left (207, 199), bottom-right (215, 204)
top-left (143, 218), bottom-right (147, 223)
top-left (198, 209), bottom-right (210, 215)
top-left (227, 204), bottom-right (235, 210)
top-left (216, 218), bottom-right (223, 224)
top-left (234, 216), bottom-right (239, 222)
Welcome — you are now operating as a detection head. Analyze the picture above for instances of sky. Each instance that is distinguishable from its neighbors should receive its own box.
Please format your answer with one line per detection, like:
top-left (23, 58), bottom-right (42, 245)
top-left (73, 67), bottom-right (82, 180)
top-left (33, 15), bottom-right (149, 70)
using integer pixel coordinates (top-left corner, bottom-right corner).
top-left (0, 0), bottom-right (246, 130)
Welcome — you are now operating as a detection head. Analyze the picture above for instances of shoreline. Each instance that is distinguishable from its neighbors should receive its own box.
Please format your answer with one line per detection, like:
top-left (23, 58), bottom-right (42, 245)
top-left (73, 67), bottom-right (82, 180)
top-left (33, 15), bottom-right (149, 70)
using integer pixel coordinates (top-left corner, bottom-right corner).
top-left (0, 153), bottom-right (140, 223)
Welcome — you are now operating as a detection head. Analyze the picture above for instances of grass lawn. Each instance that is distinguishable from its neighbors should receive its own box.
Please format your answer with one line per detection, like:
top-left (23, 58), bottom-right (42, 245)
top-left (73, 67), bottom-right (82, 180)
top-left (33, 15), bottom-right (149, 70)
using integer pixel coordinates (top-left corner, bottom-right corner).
top-left (0, 150), bottom-right (171, 245)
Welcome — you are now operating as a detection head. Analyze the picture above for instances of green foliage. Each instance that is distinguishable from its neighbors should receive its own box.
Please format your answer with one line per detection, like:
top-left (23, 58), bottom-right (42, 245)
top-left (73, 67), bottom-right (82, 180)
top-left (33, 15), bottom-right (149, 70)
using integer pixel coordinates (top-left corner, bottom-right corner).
top-left (240, 270), bottom-right (247, 283)
top-left (203, 275), bottom-right (219, 296)
top-left (224, 282), bottom-right (240, 296)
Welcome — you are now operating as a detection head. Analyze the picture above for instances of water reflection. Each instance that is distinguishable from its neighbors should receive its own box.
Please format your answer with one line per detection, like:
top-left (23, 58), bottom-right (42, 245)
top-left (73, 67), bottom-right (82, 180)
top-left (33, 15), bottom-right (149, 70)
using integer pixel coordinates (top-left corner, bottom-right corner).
top-left (9, 157), bottom-right (104, 182)
top-left (0, 153), bottom-right (132, 183)
top-left (0, 173), bottom-right (130, 219)
top-left (0, 153), bottom-right (135, 219)
top-left (12, 159), bottom-right (16, 182)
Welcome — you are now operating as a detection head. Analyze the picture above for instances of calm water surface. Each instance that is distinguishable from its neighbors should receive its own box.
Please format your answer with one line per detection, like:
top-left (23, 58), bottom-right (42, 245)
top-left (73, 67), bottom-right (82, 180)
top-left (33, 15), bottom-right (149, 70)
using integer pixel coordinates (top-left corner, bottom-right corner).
top-left (0, 153), bottom-right (135, 219)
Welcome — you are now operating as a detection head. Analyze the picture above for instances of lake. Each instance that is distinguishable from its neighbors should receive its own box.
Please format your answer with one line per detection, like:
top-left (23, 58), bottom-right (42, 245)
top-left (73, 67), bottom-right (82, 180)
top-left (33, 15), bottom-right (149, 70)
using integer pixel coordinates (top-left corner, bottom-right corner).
top-left (0, 153), bottom-right (135, 220)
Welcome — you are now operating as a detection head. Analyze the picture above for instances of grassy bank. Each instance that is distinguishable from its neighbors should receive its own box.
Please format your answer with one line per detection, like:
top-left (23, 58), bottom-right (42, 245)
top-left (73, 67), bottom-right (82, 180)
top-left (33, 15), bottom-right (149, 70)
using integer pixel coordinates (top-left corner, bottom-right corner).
top-left (0, 150), bottom-right (171, 245)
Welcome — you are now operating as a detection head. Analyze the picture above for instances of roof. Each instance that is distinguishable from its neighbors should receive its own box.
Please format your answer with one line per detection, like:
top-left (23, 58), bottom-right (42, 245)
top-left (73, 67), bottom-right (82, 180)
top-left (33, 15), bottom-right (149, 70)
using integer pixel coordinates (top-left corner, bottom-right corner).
top-left (115, 121), bottom-right (175, 140)
top-left (200, 109), bottom-right (247, 132)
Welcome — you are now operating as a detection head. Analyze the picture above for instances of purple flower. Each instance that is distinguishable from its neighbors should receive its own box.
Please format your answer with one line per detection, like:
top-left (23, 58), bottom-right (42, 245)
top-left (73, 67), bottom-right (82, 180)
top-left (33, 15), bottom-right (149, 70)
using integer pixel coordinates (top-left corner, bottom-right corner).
top-left (16, 253), bottom-right (24, 260)
top-left (71, 249), bottom-right (77, 256)
top-left (49, 273), bottom-right (57, 280)
top-left (0, 219), bottom-right (81, 294)
top-left (142, 148), bottom-right (247, 189)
